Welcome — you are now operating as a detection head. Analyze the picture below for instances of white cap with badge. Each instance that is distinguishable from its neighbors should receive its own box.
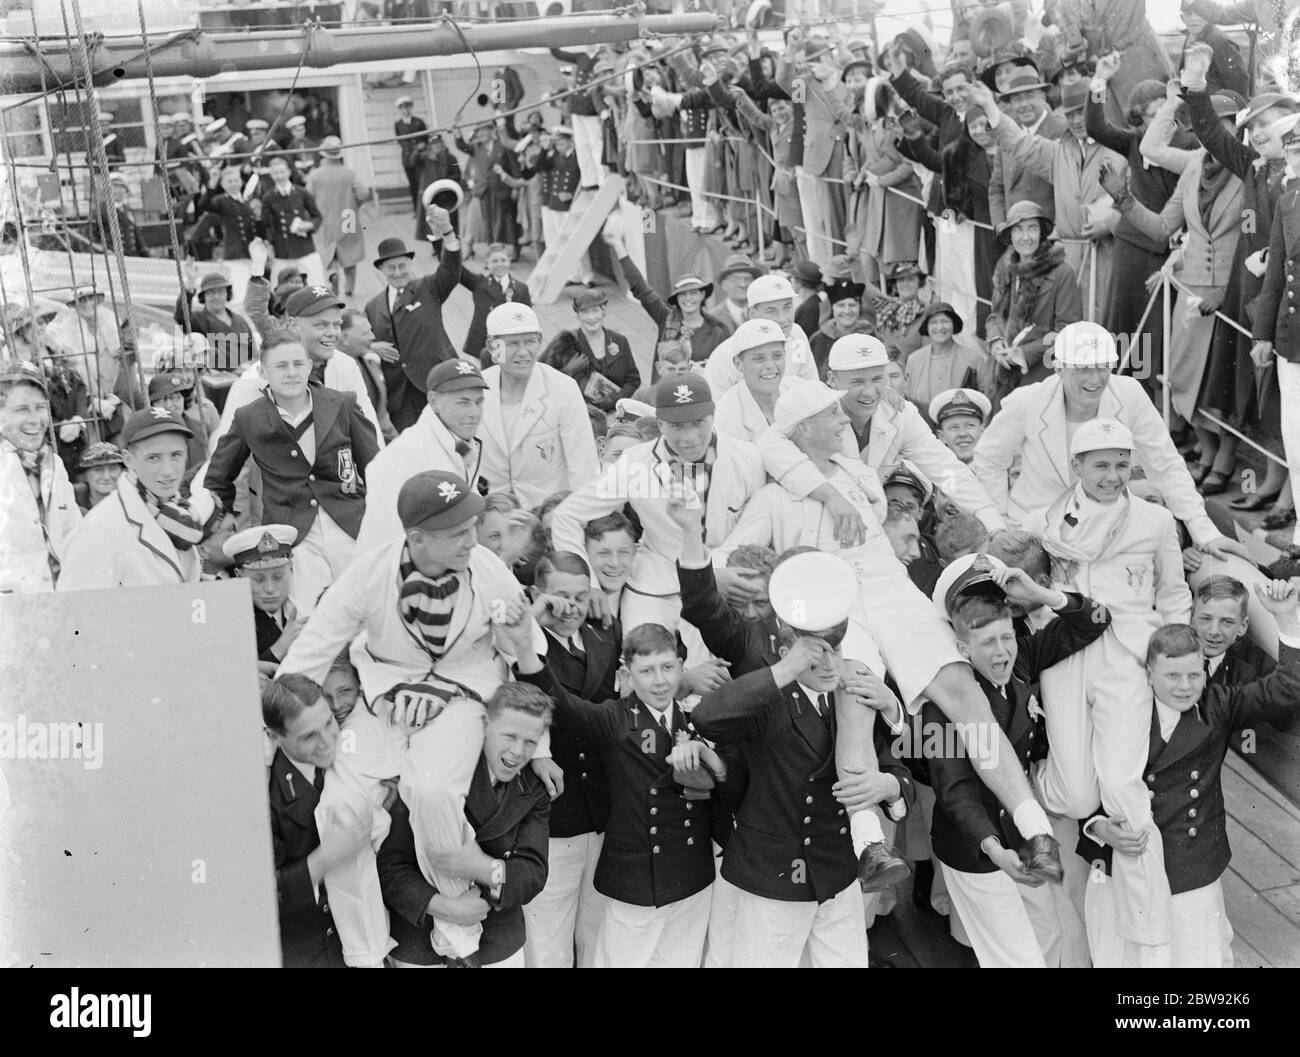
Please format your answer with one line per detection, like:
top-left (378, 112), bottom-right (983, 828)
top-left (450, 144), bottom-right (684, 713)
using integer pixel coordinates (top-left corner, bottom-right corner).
top-left (1068, 417), bottom-right (1134, 457)
top-left (769, 552), bottom-right (859, 631)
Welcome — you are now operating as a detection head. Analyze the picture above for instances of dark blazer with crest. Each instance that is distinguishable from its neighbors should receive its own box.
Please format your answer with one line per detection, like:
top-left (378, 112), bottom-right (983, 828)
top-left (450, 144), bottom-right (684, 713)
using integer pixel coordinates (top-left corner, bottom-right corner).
top-left (518, 662), bottom-right (727, 908)
top-left (542, 619), bottom-right (620, 839)
top-left (1078, 638), bottom-right (1300, 895)
top-left (377, 762), bottom-right (550, 966)
top-left (204, 386), bottom-right (379, 540)
top-left (682, 562), bottom-right (915, 904)
top-left (268, 747), bottom-right (346, 968)
top-left (927, 593), bottom-right (1110, 874)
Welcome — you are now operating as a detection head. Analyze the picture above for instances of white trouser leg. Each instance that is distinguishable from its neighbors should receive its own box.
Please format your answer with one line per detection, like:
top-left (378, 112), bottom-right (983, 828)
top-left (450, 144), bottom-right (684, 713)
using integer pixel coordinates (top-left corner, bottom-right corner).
top-left (593, 885), bottom-right (712, 968)
top-left (291, 508), bottom-right (357, 615)
top-left (939, 862), bottom-right (1048, 968)
top-left (702, 862), bottom-right (740, 968)
top-left (795, 168), bottom-right (829, 269)
top-left (523, 831), bottom-right (606, 968)
top-left (570, 114), bottom-right (604, 189)
top-left (685, 148), bottom-right (710, 229)
top-left (399, 697), bottom-right (488, 957)
top-left (1275, 358), bottom-right (1300, 544)
top-left (731, 881), bottom-right (868, 968)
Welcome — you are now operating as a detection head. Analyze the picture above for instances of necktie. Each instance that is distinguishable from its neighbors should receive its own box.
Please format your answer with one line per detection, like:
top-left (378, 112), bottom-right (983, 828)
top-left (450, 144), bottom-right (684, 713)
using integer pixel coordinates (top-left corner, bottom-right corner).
top-left (454, 439), bottom-right (472, 458)
top-left (657, 710), bottom-right (669, 734)
top-left (816, 693), bottom-right (830, 722)
top-left (308, 360), bottom-right (326, 388)
top-left (312, 767), bottom-right (325, 793)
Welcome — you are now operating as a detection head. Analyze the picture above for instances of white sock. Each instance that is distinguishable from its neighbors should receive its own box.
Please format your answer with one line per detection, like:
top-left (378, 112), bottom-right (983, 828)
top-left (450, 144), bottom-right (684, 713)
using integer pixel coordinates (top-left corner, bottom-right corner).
top-left (1012, 800), bottom-right (1051, 840)
top-left (849, 809), bottom-right (884, 857)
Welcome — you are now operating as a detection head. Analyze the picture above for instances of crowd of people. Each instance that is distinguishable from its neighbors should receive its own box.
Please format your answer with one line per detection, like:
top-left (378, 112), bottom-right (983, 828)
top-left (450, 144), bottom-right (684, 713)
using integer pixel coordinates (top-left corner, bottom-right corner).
top-left (4, 1), bottom-right (1300, 970)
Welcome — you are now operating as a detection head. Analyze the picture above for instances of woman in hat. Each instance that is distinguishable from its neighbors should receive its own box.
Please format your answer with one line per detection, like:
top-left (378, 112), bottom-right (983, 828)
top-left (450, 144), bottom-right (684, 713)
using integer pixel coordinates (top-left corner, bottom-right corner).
top-left (809, 274), bottom-right (870, 382)
top-left (905, 302), bottom-right (986, 417)
top-left (727, 67), bottom-right (800, 267)
top-left (541, 288), bottom-right (639, 412)
top-left (1085, 64), bottom-right (1183, 364)
top-left (74, 441), bottom-right (125, 513)
top-left (983, 198), bottom-right (1082, 409)
top-left (176, 266), bottom-right (259, 413)
top-left (1180, 85), bottom-right (1298, 523)
top-left (845, 78), bottom-right (925, 285)
top-left (603, 226), bottom-right (731, 379)
top-left (864, 261), bottom-right (932, 359)
top-left (1100, 88), bottom-right (1245, 495)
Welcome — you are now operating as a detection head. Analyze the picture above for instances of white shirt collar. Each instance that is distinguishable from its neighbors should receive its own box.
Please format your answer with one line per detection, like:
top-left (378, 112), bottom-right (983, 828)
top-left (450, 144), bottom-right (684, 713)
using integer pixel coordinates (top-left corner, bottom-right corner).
top-left (1207, 652), bottom-right (1226, 676)
top-left (288, 756), bottom-right (317, 788)
top-left (797, 683), bottom-right (829, 714)
top-left (1154, 699), bottom-right (1185, 743)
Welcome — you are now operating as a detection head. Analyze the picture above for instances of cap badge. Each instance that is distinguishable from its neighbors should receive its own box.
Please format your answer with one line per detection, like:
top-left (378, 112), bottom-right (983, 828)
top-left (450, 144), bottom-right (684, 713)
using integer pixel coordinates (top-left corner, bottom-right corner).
top-left (437, 481), bottom-right (460, 502)
top-left (147, 407), bottom-right (173, 420)
top-left (673, 384), bottom-right (693, 405)
top-left (257, 532), bottom-right (278, 553)
top-left (309, 285), bottom-right (333, 298)
top-left (454, 361), bottom-right (475, 374)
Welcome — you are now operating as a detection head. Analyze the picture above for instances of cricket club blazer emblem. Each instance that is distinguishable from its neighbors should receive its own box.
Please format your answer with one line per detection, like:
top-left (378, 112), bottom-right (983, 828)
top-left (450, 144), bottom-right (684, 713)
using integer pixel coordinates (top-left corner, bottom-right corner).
top-left (535, 436), bottom-right (557, 465)
top-left (1049, 554), bottom-right (1078, 585)
top-left (337, 445), bottom-right (358, 494)
top-left (1125, 563), bottom-right (1149, 595)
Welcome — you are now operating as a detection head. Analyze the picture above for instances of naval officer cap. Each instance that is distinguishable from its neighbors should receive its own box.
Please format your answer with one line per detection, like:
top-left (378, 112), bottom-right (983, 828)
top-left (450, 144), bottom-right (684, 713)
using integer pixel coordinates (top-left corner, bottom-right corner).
top-left (827, 333), bottom-right (890, 372)
top-left (929, 387), bottom-right (991, 425)
top-left (486, 302), bottom-right (541, 337)
top-left (654, 373), bottom-right (714, 423)
top-left (398, 470), bottom-right (486, 531)
top-left (769, 552), bottom-right (858, 633)
top-left (223, 524), bottom-right (298, 569)
top-left (1275, 112), bottom-right (1300, 149)
top-left (1069, 417), bottom-right (1134, 458)
top-left (1049, 321), bottom-right (1117, 369)
top-left (932, 552), bottom-right (1010, 624)
top-left (882, 460), bottom-right (934, 505)
top-left (427, 358), bottom-right (488, 393)
top-left (773, 379), bottom-right (842, 436)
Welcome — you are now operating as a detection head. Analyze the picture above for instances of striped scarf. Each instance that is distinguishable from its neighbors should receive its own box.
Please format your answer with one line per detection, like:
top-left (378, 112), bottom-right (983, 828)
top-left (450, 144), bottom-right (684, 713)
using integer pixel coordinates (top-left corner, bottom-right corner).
top-left (398, 544), bottom-right (461, 659)
top-left (664, 437), bottom-right (717, 539)
top-left (10, 442), bottom-right (58, 581)
top-left (133, 476), bottom-right (211, 552)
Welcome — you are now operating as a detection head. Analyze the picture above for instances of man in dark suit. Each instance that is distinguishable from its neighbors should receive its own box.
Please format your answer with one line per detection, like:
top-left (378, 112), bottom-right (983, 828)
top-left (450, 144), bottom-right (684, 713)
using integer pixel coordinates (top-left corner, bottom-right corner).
top-left (377, 683), bottom-right (552, 968)
top-left (688, 550), bottom-right (917, 967)
top-left (95, 173), bottom-right (148, 257)
top-left (516, 550), bottom-right (617, 966)
top-left (1078, 580), bottom-right (1300, 967)
top-left (506, 617), bottom-right (730, 968)
top-left (203, 331), bottom-right (380, 612)
top-left (459, 242), bottom-right (531, 365)
top-left (364, 226), bottom-right (462, 434)
top-left (265, 673), bottom-right (369, 968)
top-left (922, 553), bottom-right (1110, 968)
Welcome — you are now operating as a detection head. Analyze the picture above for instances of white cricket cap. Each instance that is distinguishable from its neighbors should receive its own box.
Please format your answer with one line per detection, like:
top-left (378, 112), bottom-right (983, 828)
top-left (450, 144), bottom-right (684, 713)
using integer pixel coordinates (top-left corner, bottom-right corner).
top-left (746, 274), bottom-right (796, 307)
top-left (769, 552), bottom-right (859, 631)
top-left (1069, 416), bottom-right (1134, 457)
top-left (486, 302), bottom-right (541, 337)
top-left (1050, 321), bottom-right (1118, 369)
top-left (731, 318), bottom-right (787, 357)
top-left (827, 333), bottom-right (889, 372)
top-left (773, 379), bottom-right (843, 435)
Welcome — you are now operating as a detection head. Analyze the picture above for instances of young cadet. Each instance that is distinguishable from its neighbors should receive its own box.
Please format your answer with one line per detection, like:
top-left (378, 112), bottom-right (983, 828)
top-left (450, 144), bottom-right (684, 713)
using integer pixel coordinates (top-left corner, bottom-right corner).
top-left (551, 374), bottom-right (767, 651)
top-left (357, 357), bottom-right (488, 553)
top-left (222, 524), bottom-right (305, 671)
top-left (516, 550), bottom-right (618, 968)
top-left (204, 331), bottom-right (380, 612)
top-left (718, 380), bottom-right (1068, 879)
top-left (689, 551), bottom-right (917, 967)
top-left (264, 674), bottom-right (358, 968)
top-left (920, 554), bottom-right (1111, 968)
top-left (59, 409), bottom-right (218, 591)
top-left (1078, 581), bottom-right (1300, 967)
top-left (712, 318), bottom-right (799, 443)
top-left (508, 618), bottom-right (730, 967)
top-left (1192, 576), bottom-right (1276, 691)
top-left (929, 386), bottom-right (992, 465)
top-left (1023, 417), bottom-right (1191, 960)
top-left (377, 683), bottom-right (553, 969)
top-left (278, 470), bottom-right (542, 967)
top-left (0, 361), bottom-right (80, 593)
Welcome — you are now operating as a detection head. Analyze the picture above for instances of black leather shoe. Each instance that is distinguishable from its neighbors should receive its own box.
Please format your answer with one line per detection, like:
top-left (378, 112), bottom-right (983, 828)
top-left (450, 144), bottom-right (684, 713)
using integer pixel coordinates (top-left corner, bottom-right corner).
top-left (858, 841), bottom-right (911, 892)
top-left (1019, 833), bottom-right (1064, 883)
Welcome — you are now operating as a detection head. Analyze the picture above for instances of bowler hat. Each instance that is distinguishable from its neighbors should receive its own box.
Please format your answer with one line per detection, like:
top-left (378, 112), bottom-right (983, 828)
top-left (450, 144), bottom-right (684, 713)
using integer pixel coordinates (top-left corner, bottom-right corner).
top-left (373, 237), bottom-right (416, 268)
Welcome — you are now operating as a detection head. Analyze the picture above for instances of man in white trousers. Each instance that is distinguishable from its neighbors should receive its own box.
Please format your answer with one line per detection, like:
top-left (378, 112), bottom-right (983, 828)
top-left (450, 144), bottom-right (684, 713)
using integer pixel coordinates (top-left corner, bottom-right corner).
top-left (277, 470), bottom-right (553, 966)
top-left (922, 554), bottom-right (1111, 968)
top-left (1023, 418), bottom-right (1191, 958)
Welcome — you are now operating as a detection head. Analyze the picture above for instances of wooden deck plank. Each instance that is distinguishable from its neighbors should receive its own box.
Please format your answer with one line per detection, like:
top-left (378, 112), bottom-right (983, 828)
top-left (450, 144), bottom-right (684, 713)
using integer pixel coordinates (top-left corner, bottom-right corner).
top-left (1231, 933), bottom-right (1268, 969)
top-left (1223, 762), bottom-right (1300, 874)
top-left (1260, 882), bottom-right (1300, 931)
top-left (1221, 867), bottom-right (1300, 968)
top-left (1224, 816), bottom-right (1300, 893)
